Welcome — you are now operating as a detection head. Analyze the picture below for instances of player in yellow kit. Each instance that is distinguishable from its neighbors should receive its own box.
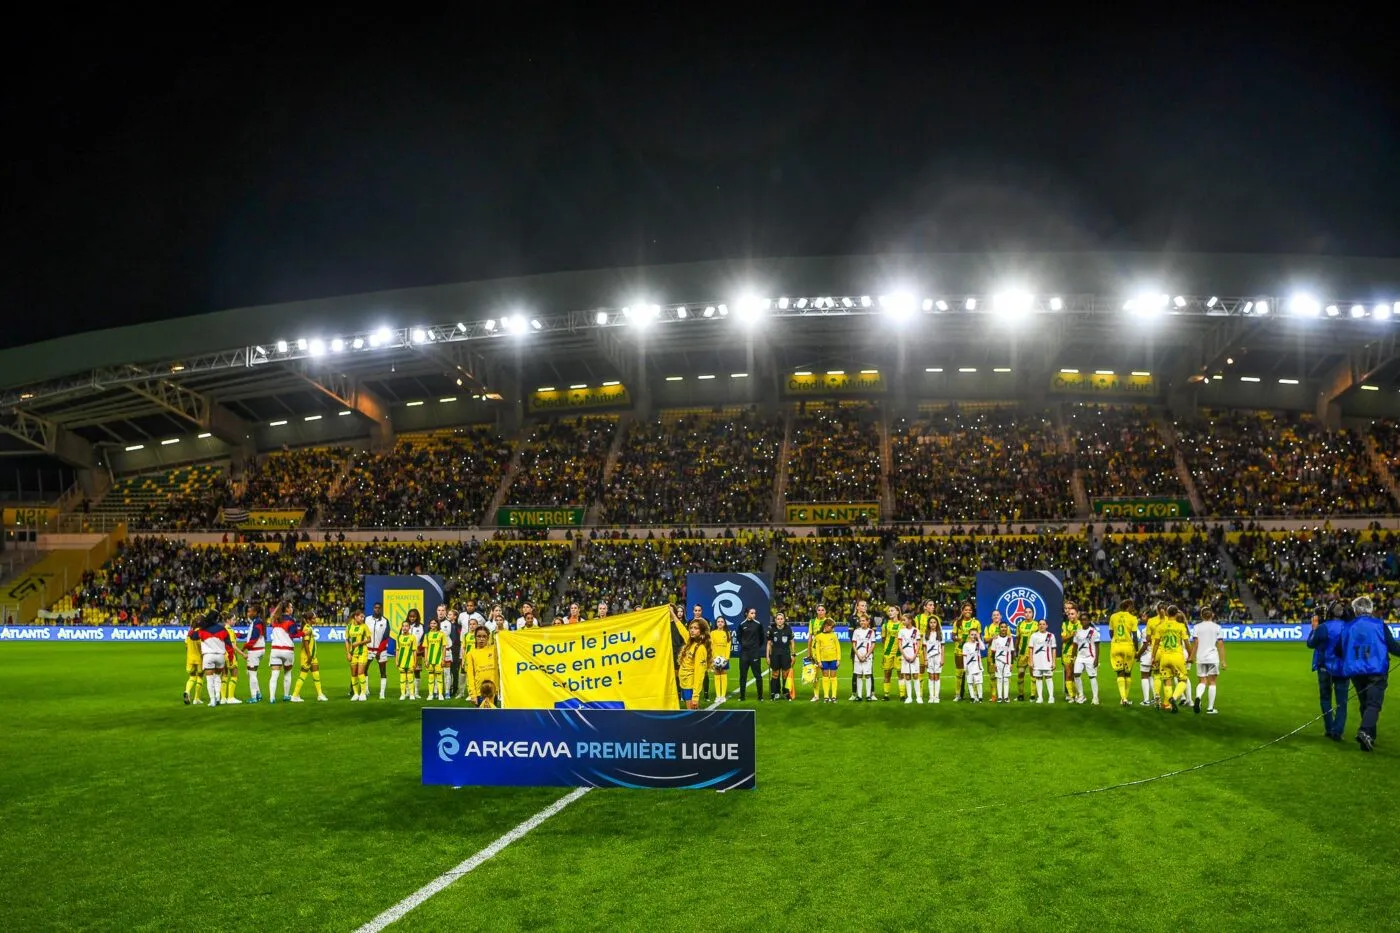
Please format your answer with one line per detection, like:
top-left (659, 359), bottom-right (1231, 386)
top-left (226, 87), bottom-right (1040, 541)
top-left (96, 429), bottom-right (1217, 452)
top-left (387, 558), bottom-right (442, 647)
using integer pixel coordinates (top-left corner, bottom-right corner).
top-left (291, 616), bottom-right (328, 702)
top-left (344, 608), bottom-right (371, 701)
top-left (183, 622), bottom-right (205, 705)
top-left (1108, 598), bottom-right (1141, 706)
top-left (395, 621), bottom-right (420, 700)
top-left (709, 616), bottom-right (732, 702)
top-left (811, 617), bottom-right (842, 703)
top-left (881, 608), bottom-right (903, 700)
top-left (1059, 604), bottom-right (1080, 702)
top-left (1154, 607), bottom-right (1191, 712)
top-left (465, 626), bottom-right (500, 707)
top-left (422, 618), bottom-right (448, 700)
top-left (1145, 602), bottom-right (1171, 706)
top-left (677, 620), bottom-right (712, 710)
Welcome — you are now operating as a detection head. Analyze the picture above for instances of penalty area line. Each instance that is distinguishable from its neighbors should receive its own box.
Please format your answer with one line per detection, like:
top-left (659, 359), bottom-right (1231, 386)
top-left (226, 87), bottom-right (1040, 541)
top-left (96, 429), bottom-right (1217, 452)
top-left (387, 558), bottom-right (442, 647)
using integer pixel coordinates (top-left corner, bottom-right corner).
top-left (355, 682), bottom-right (750, 931)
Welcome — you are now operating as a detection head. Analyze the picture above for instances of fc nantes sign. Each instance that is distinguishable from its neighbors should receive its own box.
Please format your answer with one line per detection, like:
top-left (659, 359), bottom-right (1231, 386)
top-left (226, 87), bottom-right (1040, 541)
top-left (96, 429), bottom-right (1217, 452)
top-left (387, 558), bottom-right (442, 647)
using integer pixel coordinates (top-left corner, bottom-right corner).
top-left (785, 502), bottom-right (880, 524)
top-left (496, 606), bottom-right (680, 709)
top-left (783, 372), bottom-right (885, 396)
top-left (1049, 372), bottom-right (1156, 396)
top-left (1092, 497), bottom-right (1192, 520)
top-left (528, 383), bottom-right (630, 414)
top-left (497, 506), bottom-right (585, 527)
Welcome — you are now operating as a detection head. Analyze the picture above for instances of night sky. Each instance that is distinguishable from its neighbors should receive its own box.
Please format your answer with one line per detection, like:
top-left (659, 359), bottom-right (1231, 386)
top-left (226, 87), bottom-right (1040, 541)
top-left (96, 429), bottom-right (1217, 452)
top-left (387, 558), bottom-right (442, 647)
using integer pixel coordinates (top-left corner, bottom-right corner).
top-left (2, 7), bottom-right (1395, 349)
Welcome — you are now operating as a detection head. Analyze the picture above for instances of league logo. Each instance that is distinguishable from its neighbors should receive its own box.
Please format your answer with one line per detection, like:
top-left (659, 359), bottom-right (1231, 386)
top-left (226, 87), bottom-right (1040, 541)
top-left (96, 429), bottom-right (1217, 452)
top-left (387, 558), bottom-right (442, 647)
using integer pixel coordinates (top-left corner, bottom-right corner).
top-left (437, 727), bottom-right (460, 761)
top-left (686, 573), bottom-right (774, 628)
top-left (997, 587), bottom-right (1048, 625)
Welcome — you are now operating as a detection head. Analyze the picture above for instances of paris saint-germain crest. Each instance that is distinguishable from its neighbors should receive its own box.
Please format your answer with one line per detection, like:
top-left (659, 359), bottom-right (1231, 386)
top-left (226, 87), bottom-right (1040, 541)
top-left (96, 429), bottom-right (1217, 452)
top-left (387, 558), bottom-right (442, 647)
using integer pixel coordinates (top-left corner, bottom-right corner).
top-left (996, 587), bottom-right (1048, 625)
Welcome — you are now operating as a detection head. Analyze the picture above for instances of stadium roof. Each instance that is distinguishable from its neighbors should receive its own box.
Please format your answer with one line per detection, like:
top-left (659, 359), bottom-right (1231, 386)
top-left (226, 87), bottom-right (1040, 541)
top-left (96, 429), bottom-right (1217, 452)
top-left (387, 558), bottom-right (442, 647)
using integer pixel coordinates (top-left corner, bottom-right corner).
top-left (3, 251), bottom-right (1400, 460)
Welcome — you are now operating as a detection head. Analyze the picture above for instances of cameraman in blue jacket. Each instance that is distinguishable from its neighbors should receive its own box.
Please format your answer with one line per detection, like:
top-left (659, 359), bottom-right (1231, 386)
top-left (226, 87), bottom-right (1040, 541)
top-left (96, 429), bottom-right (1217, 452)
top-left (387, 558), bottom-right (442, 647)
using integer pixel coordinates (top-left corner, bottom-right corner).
top-left (1338, 596), bottom-right (1400, 752)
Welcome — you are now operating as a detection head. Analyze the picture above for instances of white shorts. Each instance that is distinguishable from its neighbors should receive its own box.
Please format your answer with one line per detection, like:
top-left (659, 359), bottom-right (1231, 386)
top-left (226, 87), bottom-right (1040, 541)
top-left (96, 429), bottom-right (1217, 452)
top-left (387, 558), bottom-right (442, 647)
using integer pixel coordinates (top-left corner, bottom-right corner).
top-left (1139, 649), bottom-right (1153, 668)
top-left (995, 661), bottom-right (1012, 678)
top-left (444, 649), bottom-right (455, 664)
top-left (966, 668), bottom-right (984, 686)
top-left (1033, 666), bottom-right (1053, 678)
top-left (853, 652), bottom-right (873, 676)
top-left (270, 648), bottom-right (296, 667)
top-left (1073, 657), bottom-right (1097, 676)
top-left (900, 659), bottom-right (921, 676)
top-left (201, 654), bottom-right (225, 671)
top-left (370, 649), bottom-right (389, 663)
top-left (1196, 662), bottom-right (1219, 677)
top-left (925, 654), bottom-right (943, 674)
top-left (245, 649), bottom-right (264, 670)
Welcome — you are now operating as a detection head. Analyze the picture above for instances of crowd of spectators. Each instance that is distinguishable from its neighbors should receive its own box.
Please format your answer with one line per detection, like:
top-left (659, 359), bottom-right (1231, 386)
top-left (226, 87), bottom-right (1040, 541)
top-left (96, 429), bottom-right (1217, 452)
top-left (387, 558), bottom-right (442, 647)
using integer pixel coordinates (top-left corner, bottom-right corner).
top-left (1227, 528), bottom-right (1400, 621)
top-left (235, 446), bottom-right (350, 511)
top-left (325, 429), bottom-right (511, 528)
top-left (506, 417), bottom-right (616, 507)
top-left (1177, 410), bottom-right (1390, 516)
top-left (1067, 404), bottom-right (1187, 499)
top-left (601, 409), bottom-right (782, 524)
top-left (563, 535), bottom-right (770, 613)
top-left (64, 536), bottom-right (570, 625)
top-left (774, 535), bottom-right (886, 623)
top-left (890, 406), bottom-right (1076, 522)
top-left (1366, 418), bottom-right (1400, 477)
top-left (785, 404), bottom-right (882, 503)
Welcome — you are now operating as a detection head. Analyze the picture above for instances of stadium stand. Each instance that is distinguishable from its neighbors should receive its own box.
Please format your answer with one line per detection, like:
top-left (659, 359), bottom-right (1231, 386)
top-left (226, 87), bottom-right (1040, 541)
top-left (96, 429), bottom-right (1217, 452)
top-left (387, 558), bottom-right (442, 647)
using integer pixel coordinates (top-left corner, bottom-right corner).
top-left (506, 416), bottom-right (616, 507)
top-left (785, 404), bottom-right (882, 503)
top-left (562, 535), bottom-right (770, 613)
top-left (325, 428), bottom-right (511, 528)
top-left (890, 405), bottom-right (1076, 522)
top-left (1176, 409), bottom-right (1393, 516)
top-left (91, 463), bottom-right (229, 530)
top-left (894, 531), bottom-right (1239, 620)
top-left (61, 537), bottom-right (570, 625)
top-left (1226, 528), bottom-right (1400, 622)
top-left (601, 409), bottom-right (782, 524)
top-left (1066, 403), bottom-right (1188, 499)
top-left (235, 446), bottom-right (351, 510)
top-left (774, 535), bottom-right (886, 624)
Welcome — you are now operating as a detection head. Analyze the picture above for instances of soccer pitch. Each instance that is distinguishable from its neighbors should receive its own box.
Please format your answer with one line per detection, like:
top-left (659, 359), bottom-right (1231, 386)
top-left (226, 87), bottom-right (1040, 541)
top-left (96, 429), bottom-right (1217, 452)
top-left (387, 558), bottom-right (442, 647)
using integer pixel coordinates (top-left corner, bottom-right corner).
top-left (2, 644), bottom-right (1395, 933)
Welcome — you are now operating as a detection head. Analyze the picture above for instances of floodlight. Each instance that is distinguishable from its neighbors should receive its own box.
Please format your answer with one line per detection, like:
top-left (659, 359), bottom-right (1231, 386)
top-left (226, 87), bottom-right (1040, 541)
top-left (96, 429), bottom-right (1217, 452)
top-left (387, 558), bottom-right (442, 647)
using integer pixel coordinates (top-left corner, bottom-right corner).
top-left (964, 298), bottom-right (977, 311)
top-left (1173, 295), bottom-right (1187, 308)
top-left (778, 297), bottom-right (789, 309)
top-left (1375, 303), bottom-right (1393, 320)
top-left (992, 291), bottom-right (1034, 319)
top-left (1206, 296), bottom-right (1219, 308)
top-left (510, 314), bottom-right (527, 331)
top-left (733, 296), bottom-right (762, 326)
top-left (922, 299), bottom-right (933, 311)
top-left (1325, 305), bottom-right (1340, 317)
top-left (1288, 293), bottom-right (1321, 316)
top-left (308, 338), bottom-right (325, 356)
top-left (456, 322), bottom-right (466, 332)
top-left (484, 319), bottom-right (497, 332)
top-left (351, 337), bottom-right (364, 349)
top-left (703, 306), bottom-right (716, 318)
top-left (859, 295), bottom-right (872, 308)
top-left (1048, 296), bottom-right (1063, 311)
top-left (530, 319), bottom-right (542, 330)
top-left (275, 340), bottom-right (288, 353)
top-left (1255, 300), bottom-right (1270, 315)
top-left (296, 338), bottom-right (308, 351)
top-left (677, 307), bottom-right (687, 318)
top-left (795, 298), bottom-right (808, 309)
top-left (718, 305), bottom-right (728, 317)
top-left (936, 300), bottom-right (949, 312)
top-left (1351, 304), bottom-right (1366, 318)
top-left (841, 297), bottom-right (854, 308)
top-left (884, 291), bottom-right (916, 320)
top-left (411, 328), bottom-right (427, 343)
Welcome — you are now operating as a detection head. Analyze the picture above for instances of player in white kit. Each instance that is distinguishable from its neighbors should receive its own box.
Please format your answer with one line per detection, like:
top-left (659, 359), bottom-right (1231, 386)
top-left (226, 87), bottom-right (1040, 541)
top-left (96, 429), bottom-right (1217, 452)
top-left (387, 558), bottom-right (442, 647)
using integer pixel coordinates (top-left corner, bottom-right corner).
top-left (923, 621), bottom-right (945, 703)
top-left (962, 633), bottom-right (985, 702)
top-left (898, 621), bottom-right (923, 703)
top-left (1071, 616), bottom-right (1100, 704)
top-left (266, 601), bottom-right (300, 704)
top-left (1029, 619), bottom-right (1056, 703)
top-left (850, 616), bottom-right (877, 701)
top-left (1188, 607), bottom-right (1226, 714)
top-left (366, 602), bottom-right (391, 700)
top-left (988, 621), bottom-right (1015, 703)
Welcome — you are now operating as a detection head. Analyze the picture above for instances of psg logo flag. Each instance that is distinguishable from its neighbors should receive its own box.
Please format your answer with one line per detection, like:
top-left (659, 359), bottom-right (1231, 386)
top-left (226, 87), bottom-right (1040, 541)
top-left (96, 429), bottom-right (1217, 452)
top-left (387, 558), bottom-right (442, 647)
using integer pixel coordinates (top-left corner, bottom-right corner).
top-left (975, 571), bottom-right (1065, 635)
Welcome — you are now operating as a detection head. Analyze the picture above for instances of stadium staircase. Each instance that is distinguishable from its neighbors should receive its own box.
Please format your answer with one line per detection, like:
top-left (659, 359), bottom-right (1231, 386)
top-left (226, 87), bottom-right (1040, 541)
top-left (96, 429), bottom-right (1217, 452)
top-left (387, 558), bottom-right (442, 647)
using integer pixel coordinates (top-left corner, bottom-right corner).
top-left (1157, 417), bottom-right (1207, 515)
top-left (772, 409), bottom-right (793, 521)
top-left (882, 540), bottom-right (898, 606)
top-left (555, 538), bottom-right (582, 612)
top-left (1363, 435), bottom-right (1400, 509)
top-left (878, 411), bottom-right (894, 518)
top-left (585, 413), bottom-right (632, 525)
top-left (481, 426), bottom-right (527, 525)
top-left (1216, 544), bottom-right (1266, 621)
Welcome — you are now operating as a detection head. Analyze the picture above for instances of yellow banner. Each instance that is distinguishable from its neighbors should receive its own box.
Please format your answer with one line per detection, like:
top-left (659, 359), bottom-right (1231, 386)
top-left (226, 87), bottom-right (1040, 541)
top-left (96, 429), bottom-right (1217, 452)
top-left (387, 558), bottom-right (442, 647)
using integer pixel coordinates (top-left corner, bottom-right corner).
top-left (785, 502), bottom-right (880, 524)
top-left (1048, 372), bottom-right (1156, 396)
top-left (3, 507), bottom-right (59, 529)
top-left (783, 372), bottom-right (884, 396)
top-left (496, 605), bottom-right (679, 709)
top-left (528, 383), bottom-right (630, 413)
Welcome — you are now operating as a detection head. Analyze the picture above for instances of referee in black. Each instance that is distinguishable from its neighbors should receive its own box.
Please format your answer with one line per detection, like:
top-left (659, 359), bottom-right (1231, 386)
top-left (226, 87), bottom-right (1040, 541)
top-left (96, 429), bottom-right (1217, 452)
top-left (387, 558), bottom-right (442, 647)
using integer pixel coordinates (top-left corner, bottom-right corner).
top-left (736, 608), bottom-right (766, 702)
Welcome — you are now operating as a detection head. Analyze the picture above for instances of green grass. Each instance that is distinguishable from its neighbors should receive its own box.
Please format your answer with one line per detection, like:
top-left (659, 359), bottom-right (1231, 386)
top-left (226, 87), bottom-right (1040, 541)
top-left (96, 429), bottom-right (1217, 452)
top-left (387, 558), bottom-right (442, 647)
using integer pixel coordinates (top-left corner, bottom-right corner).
top-left (1, 644), bottom-right (1394, 933)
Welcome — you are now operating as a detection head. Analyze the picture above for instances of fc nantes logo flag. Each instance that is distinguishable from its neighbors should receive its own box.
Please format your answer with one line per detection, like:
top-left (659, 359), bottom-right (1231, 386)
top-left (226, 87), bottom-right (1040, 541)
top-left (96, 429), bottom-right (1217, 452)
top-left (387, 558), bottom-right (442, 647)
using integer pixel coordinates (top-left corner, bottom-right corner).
top-left (496, 606), bottom-right (680, 710)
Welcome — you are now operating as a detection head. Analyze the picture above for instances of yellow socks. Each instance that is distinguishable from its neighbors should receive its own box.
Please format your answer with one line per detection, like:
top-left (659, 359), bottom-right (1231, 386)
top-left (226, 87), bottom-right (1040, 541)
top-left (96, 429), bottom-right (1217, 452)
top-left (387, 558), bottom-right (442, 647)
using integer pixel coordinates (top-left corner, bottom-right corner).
top-left (292, 674), bottom-right (306, 698)
top-left (1117, 676), bottom-right (1129, 702)
top-left (883, 680), bottom-right (891, 697)
top-left (1152, 673), bottom-right (1163, 702)
top-left (899, 680), bottom-right (907, 699)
